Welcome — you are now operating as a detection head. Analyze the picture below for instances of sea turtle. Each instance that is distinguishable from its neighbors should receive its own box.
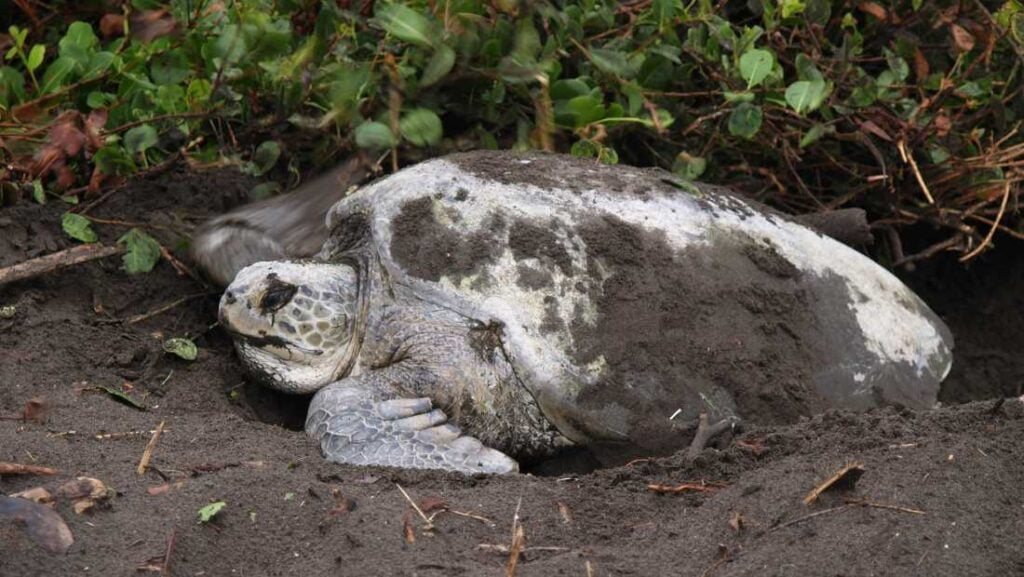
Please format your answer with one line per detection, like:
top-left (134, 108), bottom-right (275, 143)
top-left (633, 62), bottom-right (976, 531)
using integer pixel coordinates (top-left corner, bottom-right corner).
top-left (195, 151), bottom-right (953, 474)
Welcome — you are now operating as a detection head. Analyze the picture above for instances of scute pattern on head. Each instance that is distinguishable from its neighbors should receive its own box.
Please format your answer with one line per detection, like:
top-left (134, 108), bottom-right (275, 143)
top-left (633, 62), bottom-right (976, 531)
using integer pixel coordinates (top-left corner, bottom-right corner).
top-left (219, 261), bottom-right (361, 394)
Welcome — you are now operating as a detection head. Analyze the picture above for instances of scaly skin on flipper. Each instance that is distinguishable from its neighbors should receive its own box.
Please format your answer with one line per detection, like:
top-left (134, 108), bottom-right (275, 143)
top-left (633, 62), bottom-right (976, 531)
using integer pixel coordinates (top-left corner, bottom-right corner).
top-left (306, 377), bottom-right (518, 474)
top-left (192, 157), bottom-right (371, 286)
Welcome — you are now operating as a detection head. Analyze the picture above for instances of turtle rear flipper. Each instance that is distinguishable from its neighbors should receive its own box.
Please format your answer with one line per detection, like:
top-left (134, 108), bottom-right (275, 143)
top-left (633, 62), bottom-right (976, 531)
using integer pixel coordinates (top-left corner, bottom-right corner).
top-left (305, 375), bottom-right (519, 475)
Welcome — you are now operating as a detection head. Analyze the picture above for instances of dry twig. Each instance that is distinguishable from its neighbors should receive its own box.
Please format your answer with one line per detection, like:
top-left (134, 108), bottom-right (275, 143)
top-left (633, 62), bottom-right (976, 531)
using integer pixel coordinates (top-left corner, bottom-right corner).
top-left (0, 244), bottom-right (122, 287)
top-left (647, 481), bottom-right (727, 494)
top-left (0, 462), bottom-right (59, 476)
top-left (960, 182), bottom-right (1012, 261)
top-left (770, 504), bottom-right (853, 532)
top-left (395, 483), bottom-right (434, 530)
top-left (137, 420), bottom-right (166, 475)
top-left (124, 292), bottom-right (213, 324)
top-left (844, 497), bottom-right (926, 515)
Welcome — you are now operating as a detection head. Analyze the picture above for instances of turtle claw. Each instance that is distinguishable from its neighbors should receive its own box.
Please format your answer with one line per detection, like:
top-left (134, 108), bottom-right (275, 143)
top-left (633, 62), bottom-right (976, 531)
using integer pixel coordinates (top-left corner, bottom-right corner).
top-left (377, 397), bottom-right (433, 419)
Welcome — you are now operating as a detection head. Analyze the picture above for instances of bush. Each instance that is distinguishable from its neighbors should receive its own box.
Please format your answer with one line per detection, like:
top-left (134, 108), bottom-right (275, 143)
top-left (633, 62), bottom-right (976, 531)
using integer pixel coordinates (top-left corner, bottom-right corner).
top-left (1, 0), bottom-right (1022, 263)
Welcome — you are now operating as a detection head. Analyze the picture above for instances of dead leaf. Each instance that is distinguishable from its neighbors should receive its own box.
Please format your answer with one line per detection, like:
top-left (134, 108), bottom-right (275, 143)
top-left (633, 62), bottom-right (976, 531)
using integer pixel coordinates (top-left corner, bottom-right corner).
top-left (329, 488), bottom-right (355, 515)
top-left (0, 495), bottom-right (74, 553)
top-left (56, 477), bottom-right (110, 514)
top-left (728, 511), bottom-right (744, 532)
top-left (857, 2), bottom-right (888, 21)
top-left (130, 10), bottom-right (177, 43)
top-left (56, 165), bottom-right (75, 190)
top-left (557, 502), bottom-right (572, 524)
top-left (418, 496), bottom-right (448, 514)
top-left (913, 49), bottom-right (929, 82)
top-left (99, 14), bottom-right (125, 38)
top-left (21, 397), bottom-right (49, 423)
top-left (803, 462), bottom-right (865, 505)
top-left (934, 113), bottom-right (952, 138)
top-left (858, 119), bottom-right (893, 142)
top-left (87, 167), bottom-right (108, 196)
top-left (85, 109), bottom-right (108, 151)
top-left (10, 487), bottom-right (54, 505)
top-left (50, 117), bottom-right (87, 157)
top-left (736, 437), bottom-right (767, 456)
top-left (403, 510), bottom-right (416, 544)
top-left (950, 23), bottom-right (976, 53)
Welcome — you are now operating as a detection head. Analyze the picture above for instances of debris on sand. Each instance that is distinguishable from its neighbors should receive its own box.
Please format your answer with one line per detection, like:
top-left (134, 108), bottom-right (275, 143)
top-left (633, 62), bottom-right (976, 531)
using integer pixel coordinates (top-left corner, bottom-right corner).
top-left (803, 462), bottom-right (865, 505)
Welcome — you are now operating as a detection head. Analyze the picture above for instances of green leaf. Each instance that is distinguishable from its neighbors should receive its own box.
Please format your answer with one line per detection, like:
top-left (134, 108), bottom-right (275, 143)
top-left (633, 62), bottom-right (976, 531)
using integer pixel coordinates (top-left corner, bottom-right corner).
top-left (598, 146), bottom-right (619, 165)
top-left (376, 5), bottom-right (434, 49)
top-left (884, 49), bottom-right (910, 82)
top-left (794, 54), bottom-right (823, 82)
top-left (252, 141), bottom-right (280, 175)
top-left (550, 78), bottom-right (592, 100)
top-left (421, 44), bottom-right (455, 87)
top-left (59, 22), bottom-right (98, 69)
top-left (354, 121), bottom-right (395, 150)
top-left (124, 124), bottom-right (159, 155)
top-left (781, 0), bottom-right (806, 18)
top-left (62, 212), bottom-right (98, 243)
top-left (62, 22), bottom-right (99, 52)
top-left (562, 95), bottom-right (606, 127)
top-left (93, 145), bottom-right (136, 175)
top-left (249, 182), bottom-right (281, 200)
top-left (163, 337), bottom-right (198, 361)
top-left (151, 50), bottom-right (190, 85)
top-left (673, 153), bottom-right (706, 180)
top-left (0, 66), bottom-right (27, 108)
top-left (399, 109), bottom-right (443, 147)
top-left (117, 228), bottom-right (161, 274)
top-left (198, 501), bottom-right (226, 523)
top-left (739, 49), bottom-right (773, 88)
top-left (26, 44), bottom-right (45, 73)
top-left (82, 51), bottom-right (115, 78)
top-left (86, 90), bottom-right (112, 109)
top-left (723, 91), bottom-right (756, 103)
top-left (570, 139), bottom-right (600, 158)
top-left (89, 384), bottom-right (146, 410)
top-left (32, 180), bottom-right (45, 204)
top-left (785, 79), bottom-right (827, 114)
top-left (652, 0), bottom-right (682, 30)
top-left (728, 103), bottom-right (763, 139)
top-left (799, 123), bottom-right (830, 148)
top-left (40, 56), bottom-right (76, 93)
top-left (589, 48), bottom-right (634, 79)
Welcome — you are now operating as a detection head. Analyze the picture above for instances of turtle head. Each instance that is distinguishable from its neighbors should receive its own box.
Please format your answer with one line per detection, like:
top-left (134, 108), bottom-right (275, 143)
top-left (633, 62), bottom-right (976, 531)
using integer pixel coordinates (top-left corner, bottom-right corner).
top-left (219, 261), bottom-right (359, 394)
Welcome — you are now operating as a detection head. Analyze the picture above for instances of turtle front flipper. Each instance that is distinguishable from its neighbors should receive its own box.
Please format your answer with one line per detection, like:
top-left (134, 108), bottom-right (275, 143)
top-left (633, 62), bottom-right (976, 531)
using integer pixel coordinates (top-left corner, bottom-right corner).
top-left (192, 157), bottom-right (371, 286)
top-left (305, 375), bottom-right (519, 475)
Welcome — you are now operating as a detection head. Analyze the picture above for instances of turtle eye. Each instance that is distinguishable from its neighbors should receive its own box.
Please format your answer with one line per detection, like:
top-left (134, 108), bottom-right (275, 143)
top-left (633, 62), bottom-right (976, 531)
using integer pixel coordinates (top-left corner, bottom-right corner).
top-left (260, 281), bottom-right (297, 313)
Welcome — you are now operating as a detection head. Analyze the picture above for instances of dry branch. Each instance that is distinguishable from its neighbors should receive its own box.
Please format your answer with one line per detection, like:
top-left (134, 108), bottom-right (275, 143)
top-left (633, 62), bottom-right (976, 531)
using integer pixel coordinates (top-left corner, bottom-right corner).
top-left (0, 462), bottom-right (59, 476)
top-left (0, 244), bottom-right (122, 287)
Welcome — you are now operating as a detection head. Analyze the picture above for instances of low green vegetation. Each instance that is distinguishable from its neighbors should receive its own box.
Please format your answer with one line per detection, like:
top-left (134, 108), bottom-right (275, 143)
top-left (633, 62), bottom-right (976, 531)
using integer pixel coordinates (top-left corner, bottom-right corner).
top-left (1, 0), bottom-right (1022, 263)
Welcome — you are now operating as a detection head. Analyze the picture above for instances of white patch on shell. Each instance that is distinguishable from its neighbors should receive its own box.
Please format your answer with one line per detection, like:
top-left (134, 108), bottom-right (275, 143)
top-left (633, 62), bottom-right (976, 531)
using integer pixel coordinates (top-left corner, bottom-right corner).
top-left (331, 157), bottom-right (951, 402)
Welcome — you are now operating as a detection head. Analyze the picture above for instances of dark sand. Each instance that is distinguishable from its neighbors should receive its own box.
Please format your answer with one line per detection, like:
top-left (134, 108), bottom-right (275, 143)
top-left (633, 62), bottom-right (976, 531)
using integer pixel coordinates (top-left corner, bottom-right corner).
top-left (2, 167), bottom-right (1022, 576)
